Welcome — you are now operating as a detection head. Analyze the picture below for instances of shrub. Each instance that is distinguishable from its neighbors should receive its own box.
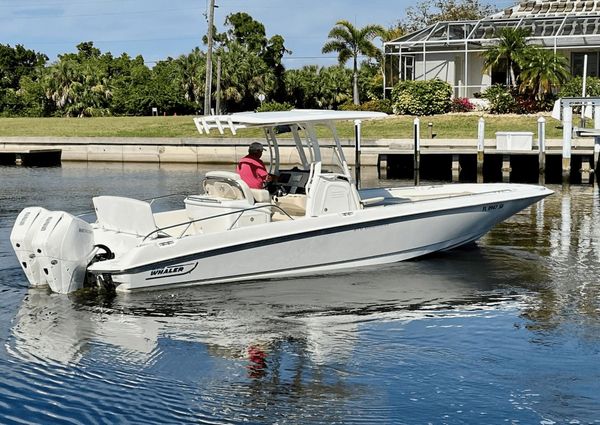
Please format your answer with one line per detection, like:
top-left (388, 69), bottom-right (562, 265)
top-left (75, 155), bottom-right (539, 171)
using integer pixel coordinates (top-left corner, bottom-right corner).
top-left (256, 101), bottom-right (293, 112)
top-left (391, 79), bottom-right (452, 116)
top-left (451, 97), bottom-right (475, 112)
top-left (482, 85), bottom-right (517, 114)
top-left (483, 85), bottom-right (556, 114)
top-left (339, 99), bottom-right (393, 114)
top-left (558, 76), bottom-right (600, 98)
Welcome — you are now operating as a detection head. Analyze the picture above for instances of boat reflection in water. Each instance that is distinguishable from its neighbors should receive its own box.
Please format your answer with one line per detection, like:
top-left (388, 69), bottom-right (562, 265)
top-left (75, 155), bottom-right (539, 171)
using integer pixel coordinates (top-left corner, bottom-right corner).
top-left (9, 243), bottom-right (547, 370)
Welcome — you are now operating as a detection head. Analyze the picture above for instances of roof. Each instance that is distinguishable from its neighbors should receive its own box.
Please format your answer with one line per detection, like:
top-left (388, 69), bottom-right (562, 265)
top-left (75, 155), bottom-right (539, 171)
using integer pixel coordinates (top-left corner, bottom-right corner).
top-left (493, 1), bottom-right (600, 19)
top-left (386, 0), bottom-right (600, 49)
top-left (193, 110), bottom-right (387, 135)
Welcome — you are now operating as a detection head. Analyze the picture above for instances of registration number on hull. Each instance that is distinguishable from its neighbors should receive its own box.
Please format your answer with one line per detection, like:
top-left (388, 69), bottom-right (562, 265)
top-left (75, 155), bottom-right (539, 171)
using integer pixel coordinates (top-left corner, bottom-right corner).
top-left (482, 203), bottom-right (504, 212)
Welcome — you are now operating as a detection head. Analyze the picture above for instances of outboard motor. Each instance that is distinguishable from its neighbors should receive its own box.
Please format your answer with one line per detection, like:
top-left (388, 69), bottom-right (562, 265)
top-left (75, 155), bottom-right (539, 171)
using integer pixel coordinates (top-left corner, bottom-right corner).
top-left (10, 207), bottom-right (51, 287)
top-left (30, 211), bottom-right (96, 294)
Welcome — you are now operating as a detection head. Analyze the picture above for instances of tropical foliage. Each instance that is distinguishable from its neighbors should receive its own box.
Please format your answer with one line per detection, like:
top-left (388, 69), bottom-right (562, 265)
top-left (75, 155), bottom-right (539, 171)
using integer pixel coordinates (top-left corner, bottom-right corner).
top-left (322, 20), bottom-right (383, 105)
top-left (482, 27), bottom-right (531, 89)
top-left (558, 76), bottom-right (600, 98)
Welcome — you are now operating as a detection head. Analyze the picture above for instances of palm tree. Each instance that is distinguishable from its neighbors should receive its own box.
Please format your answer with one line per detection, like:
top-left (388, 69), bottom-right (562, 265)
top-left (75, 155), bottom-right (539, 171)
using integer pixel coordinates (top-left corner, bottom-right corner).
top-left (482, 27), bottom-right (531, 89)
top-left (176, 48), bottom-right (205, 106)
top-left (322, 20), bottom-right (383, 105)
top-left (519, 48), bottom-right (569, 100)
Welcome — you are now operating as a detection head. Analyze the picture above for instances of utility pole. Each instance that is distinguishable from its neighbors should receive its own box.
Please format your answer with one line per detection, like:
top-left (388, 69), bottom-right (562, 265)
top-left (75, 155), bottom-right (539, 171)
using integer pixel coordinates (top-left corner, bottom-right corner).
top-left (203, 0), bottom-right (216, 115)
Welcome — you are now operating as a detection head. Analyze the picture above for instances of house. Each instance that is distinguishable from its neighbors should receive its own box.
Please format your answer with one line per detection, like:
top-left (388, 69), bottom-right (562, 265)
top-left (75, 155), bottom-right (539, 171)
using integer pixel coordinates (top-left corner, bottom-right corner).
top-left (383, 0), bottom-right (600, 98)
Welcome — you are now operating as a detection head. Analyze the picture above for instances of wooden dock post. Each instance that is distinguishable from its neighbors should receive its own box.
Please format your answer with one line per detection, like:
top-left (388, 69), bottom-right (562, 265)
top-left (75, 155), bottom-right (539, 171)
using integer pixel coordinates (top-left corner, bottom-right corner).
top-left (502, 155), bottom-right (511, 182)
top-left (378, 154), bottom-right (388, 180)
top-left (562, 103), bottom-right (573, 181)
top-left (414, 117), bottom-right (420, 185)
top-left (538, 116), bottom-right (546, 174)
top-left (477, 117), bottom-right (485, 183)
top-left (581, 156), bottom-right (592, 183)
top-left (451, 154), bottom-right (460, 182)
top-left (354, 119), bottom-right (362, 189)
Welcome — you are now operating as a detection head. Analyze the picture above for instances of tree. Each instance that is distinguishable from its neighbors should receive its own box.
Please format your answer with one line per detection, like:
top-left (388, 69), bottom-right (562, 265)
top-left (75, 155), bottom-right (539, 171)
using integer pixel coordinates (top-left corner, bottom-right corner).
top-left (284, 65), bottom-right (352, 109)
top-left (519, 49), bottom-right (569, 100)
top-left (322, 20), bottom-right (383, 105)
top-left (223, 12), bottom-right (267, 53)
top-left (217, 42), bottom-right (275, 112)
top-left (176, 48), bottom-right (205, 107)
top-left (405, 0), bottom-right (496, 31)
top-left (482, 27), bottom-right (531, 89)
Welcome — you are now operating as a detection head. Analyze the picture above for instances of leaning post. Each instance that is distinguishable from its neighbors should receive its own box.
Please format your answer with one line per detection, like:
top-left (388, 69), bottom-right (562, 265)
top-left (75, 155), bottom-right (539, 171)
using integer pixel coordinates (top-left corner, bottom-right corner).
top-left (413, 117), bottom-right (420, 185)
top-left (538, 116), bottom-right (546, 177)
top-left (562, 103), bottom-right (572, 181)
top-left (354, 119), bottom-right (362, 190)
top-left (477, 116), bottom-right (485, 182)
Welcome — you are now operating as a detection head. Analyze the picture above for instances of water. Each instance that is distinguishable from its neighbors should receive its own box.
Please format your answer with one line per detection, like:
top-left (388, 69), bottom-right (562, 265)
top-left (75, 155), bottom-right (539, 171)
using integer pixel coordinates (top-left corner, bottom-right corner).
top-left (1, 163), bottom-right (599, 424)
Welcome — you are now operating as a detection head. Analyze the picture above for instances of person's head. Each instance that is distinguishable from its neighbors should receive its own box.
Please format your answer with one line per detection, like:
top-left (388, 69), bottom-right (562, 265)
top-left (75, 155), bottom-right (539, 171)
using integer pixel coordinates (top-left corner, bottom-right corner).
top-left (248, 142), bottom-right (265, 158)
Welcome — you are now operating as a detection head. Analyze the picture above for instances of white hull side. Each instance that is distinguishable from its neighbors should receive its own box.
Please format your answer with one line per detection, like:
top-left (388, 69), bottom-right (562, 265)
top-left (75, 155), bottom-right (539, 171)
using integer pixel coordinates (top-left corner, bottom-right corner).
top-left (99, 194), bottom-right (541, 292)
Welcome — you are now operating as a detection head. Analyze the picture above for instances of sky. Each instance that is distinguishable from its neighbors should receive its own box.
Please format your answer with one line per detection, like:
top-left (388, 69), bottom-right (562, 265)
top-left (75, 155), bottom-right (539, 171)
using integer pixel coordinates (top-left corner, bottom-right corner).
top-left (0, 0), bottom-right (515, 68)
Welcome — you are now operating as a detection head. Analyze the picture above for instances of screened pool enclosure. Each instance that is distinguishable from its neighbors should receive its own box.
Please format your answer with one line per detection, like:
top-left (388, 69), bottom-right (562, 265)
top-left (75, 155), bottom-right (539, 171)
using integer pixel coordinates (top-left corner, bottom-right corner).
top-left (384, 0), bottom-right (600, 98)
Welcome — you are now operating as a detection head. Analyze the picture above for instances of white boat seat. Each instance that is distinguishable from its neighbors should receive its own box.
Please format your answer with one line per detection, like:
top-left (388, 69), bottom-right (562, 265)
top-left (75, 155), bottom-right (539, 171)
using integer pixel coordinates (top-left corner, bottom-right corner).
top-left (275, 194), bottom-right (306, 216)
top-left (250, 188), bottom-right (271, 203)
top-left (204, 171), bottom-right (258, 204)
top-left (93, 196), bottom-right (158, 238)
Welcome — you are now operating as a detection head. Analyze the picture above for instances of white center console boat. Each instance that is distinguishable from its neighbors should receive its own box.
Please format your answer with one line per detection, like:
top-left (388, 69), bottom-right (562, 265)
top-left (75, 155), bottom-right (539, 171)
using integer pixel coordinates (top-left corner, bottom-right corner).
top-left (10, 110), bottom-right (553, 294)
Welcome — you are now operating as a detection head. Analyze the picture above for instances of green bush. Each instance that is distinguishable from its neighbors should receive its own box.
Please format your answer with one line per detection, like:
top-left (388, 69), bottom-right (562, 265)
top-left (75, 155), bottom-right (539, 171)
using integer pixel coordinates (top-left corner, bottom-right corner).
top-left (391, 79), bottom-right (452, 116)
top-left (558, 76), bottom-right (600, 98)
top-left (339, 99), bottom-right (392, 114)
top-left (482, 85), bottom-right (517, 114)
top-left (482, 85), bottom-right (555, 114)
top-left (256, 101), bottom-right (293, 112)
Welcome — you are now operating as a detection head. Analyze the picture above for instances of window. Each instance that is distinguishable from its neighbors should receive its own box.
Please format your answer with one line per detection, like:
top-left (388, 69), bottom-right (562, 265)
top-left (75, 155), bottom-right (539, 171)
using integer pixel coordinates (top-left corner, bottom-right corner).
top-left (572, 52), bottom-right (600, 78)
top-left (401, 56), bottom-right (414, 81)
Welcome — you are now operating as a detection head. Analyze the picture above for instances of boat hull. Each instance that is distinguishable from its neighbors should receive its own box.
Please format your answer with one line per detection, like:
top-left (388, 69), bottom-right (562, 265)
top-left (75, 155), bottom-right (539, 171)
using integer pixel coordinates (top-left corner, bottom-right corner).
top-left (90, 189), bottom-right (549, 292)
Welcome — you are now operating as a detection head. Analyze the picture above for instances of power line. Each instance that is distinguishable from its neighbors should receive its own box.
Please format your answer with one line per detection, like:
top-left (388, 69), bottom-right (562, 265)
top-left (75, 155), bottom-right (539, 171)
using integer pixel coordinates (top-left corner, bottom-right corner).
top-left (0, 6), bottom-right (204, 20)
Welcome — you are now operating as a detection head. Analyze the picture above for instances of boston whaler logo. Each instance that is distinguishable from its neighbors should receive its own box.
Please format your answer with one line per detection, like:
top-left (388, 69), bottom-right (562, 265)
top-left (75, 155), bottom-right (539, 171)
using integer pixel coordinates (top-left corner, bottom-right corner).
top-left (147, 262), bottom-right (198, 280)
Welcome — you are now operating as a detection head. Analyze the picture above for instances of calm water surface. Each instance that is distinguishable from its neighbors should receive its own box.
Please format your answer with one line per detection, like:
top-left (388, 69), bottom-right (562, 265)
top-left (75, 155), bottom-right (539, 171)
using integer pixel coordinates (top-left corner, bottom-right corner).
top-left (0, 163), bottom-right (599, 424)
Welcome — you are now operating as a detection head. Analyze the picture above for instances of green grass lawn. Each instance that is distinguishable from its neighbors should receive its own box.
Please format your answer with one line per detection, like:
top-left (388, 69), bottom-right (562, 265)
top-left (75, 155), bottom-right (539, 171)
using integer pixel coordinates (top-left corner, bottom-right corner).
top-left (0, 114), bottom-right (564, 139)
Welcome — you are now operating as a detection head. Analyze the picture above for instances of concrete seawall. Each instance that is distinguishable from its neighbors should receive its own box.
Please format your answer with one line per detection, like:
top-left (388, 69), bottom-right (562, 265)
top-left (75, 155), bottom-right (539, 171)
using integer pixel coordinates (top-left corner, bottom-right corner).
top-left (0, 136), bottom-right (386, 166)
top-left (0, 136), bottom-right (581, 167)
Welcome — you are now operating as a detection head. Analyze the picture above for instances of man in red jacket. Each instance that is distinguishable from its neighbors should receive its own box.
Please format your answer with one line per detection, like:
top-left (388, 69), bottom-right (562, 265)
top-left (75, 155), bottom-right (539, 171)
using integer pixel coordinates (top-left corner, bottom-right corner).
top-left (237, 142), bottom-right (273, 189)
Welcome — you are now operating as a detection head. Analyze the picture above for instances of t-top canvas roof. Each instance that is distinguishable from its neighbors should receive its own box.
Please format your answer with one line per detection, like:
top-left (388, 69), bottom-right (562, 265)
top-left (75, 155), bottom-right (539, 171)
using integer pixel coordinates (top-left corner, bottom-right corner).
top-left (193, 110), bottom-right (387, 135)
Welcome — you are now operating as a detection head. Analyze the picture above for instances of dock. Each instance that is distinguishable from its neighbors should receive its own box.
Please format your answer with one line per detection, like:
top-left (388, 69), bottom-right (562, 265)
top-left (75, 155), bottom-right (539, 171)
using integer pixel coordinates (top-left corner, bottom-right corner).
top-left (0, 147), bottom-right (61, 166)
top-left (0, 132), bottom-right (597, 183)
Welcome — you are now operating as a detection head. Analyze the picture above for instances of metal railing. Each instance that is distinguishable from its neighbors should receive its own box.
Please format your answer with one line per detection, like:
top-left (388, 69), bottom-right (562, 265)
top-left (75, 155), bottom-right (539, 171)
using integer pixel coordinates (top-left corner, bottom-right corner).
top-left (141, 204), bottom-right (295, 243)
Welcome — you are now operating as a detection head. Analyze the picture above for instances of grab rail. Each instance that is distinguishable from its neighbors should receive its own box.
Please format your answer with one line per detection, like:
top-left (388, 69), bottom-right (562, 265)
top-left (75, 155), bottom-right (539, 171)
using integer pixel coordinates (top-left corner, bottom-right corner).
top-left (141, 204), bottom-right (295, 243)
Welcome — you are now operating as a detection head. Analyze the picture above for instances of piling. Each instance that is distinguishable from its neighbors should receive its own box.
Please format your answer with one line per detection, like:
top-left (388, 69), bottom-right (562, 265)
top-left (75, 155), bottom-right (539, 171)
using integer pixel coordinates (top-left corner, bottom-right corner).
top-left (413, 117), bottom-right (420, 185)
top-left (477, 117), bottom-right (485, 183)
top-left (563, 104), bottom-right (573, 181)
top-left (354, 119), bottom-right (362, 189)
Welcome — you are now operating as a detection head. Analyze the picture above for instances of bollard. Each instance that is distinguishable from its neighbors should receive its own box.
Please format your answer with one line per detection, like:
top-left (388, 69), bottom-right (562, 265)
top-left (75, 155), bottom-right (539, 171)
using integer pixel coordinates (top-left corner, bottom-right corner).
top-left (428, 122), bottom-right (433, 139)
top-left (538, 116), bottom-right (546, 178)
top-left (477, 116), bottom-right (485, 183)
top-left (414, 117), bottom-right (420, 185)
